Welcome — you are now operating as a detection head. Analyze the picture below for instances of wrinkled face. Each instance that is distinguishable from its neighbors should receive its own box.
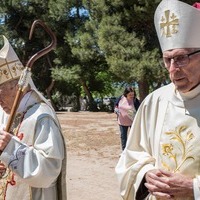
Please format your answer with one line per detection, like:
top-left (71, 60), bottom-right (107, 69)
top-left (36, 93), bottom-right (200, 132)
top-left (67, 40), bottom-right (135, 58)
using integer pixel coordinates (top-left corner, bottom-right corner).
top-left (0, 80), bottom-right (18, 114)
top-left (163, 48), bottom-right (200, 93)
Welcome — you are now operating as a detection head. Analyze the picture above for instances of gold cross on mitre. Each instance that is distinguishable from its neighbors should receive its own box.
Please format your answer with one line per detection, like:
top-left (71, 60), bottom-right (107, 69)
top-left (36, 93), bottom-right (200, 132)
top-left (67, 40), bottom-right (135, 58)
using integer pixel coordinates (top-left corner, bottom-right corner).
top-left (160, 10), bottom-right (179, 37)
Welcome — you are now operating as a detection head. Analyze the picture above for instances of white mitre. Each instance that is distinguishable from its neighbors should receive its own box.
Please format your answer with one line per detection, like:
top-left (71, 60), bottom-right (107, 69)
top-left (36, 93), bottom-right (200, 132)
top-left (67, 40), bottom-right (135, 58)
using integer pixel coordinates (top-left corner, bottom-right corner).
top-left (0, 35), bottom-right (24, 84)
top-left (154, 0), bottom-right (200, 52)
top-left (0, 35), bottom-right (53, 108)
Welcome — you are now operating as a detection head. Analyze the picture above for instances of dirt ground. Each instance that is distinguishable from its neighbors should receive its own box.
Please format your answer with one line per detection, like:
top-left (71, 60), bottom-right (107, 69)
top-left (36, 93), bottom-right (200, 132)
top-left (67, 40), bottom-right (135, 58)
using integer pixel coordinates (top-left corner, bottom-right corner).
top-left (57, 111), bottom-right (122, 200)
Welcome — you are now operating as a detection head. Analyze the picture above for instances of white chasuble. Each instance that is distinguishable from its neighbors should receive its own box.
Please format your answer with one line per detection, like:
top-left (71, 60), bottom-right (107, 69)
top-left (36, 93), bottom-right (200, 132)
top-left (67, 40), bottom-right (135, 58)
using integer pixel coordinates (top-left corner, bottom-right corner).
top-left (115, 83), bottom-right (200, 200)
top-left (0, 91), bottom-right (65, 200)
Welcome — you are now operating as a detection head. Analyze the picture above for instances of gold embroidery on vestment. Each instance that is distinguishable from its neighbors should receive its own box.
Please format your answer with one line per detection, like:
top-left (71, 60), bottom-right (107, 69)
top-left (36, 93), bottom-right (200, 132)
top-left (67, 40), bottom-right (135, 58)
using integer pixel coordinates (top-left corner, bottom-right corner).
top-left (0, 121), bottom-right (20, 199)
top-left (161, 125), bottom-right (194, 172)
top-left (0, 167), bottom-right (14, 200)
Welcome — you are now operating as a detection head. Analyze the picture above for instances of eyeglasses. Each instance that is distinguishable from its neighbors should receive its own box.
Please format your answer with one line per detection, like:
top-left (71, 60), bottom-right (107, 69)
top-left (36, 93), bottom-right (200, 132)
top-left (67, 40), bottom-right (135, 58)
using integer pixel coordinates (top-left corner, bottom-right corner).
top-left (162, 49), bottom-right (200, 69)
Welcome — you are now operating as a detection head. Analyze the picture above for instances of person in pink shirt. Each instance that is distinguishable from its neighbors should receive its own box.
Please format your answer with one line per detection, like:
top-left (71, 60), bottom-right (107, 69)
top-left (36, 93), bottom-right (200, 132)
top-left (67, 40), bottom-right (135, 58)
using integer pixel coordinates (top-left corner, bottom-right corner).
top-left (114, 87), bottom-right (140, 150)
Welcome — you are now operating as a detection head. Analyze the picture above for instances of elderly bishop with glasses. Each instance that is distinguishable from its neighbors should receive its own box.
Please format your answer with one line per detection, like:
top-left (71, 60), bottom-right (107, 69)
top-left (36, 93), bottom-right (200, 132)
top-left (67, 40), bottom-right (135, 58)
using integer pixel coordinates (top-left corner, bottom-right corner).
top-left (115, 1), bottom-right (200, 200)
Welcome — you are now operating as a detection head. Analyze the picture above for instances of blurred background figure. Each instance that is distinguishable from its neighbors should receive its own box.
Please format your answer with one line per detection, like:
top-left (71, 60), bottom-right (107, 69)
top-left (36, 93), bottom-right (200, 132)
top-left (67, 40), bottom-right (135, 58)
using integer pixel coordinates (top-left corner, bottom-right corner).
top-left (80, 96), bottom-right (88, 111)
top-left (114, 87), bottom-right (140, 151)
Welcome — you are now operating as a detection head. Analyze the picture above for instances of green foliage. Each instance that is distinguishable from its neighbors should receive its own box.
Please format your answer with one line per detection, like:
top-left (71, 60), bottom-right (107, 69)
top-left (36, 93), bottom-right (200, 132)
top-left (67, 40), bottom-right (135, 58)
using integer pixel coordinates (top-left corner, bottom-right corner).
top-left (1, 0), bottom-right (195, 107)
top-left (52, 65), bottom-right (81, 83)
top-left (90, 0), bottom-right (168, 99)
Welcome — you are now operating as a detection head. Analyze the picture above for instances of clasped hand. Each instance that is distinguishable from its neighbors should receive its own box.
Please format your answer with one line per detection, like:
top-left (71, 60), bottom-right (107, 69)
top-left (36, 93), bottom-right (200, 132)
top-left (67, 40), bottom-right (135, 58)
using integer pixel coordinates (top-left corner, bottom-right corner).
top-left (145, 169), bottom-right (193, 199)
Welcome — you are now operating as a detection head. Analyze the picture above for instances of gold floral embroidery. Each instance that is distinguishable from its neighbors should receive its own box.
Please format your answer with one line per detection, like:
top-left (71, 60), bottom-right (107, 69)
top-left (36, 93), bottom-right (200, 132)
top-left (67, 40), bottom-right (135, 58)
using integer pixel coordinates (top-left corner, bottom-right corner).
top-left (11, 65), bottom-right (17, 76)
top-left (0, 167), bottom-right (13, 200)
top-left (161, 125), bottom-right (194, 172)
top-left (0, 123), bottom-right (21, 199)
top-left (3, 69), bottom-right (9, 79)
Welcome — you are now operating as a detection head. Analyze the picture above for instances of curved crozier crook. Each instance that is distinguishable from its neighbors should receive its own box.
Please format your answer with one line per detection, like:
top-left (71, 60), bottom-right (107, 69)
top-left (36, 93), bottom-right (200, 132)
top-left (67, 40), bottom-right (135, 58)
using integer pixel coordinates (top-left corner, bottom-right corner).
top-left (4, 20), bottom-right (57, 133)
top-left (26, 19), bottom-right (57, 69)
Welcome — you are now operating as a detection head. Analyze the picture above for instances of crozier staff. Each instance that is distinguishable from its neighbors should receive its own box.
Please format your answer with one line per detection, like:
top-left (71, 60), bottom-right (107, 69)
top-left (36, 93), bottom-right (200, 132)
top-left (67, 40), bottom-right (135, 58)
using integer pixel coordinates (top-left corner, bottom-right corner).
top-left (115, 1), bottom-right (200, 200)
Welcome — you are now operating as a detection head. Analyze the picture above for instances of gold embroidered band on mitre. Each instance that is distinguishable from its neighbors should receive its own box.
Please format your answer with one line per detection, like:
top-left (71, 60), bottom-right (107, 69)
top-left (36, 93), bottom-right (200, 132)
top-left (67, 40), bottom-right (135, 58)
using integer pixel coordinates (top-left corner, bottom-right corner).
top-left (0, 60), bottom-right (23, 85)
top-left (0, 35), bottom-right (24, 85)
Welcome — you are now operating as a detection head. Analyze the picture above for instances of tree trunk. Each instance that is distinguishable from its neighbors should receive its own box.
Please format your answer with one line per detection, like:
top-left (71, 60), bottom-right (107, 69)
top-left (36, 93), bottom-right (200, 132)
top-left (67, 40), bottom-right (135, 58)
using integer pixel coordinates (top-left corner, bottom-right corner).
top-left (138, 80), bottom-right (149, 102)
top-left (80, 79), bottom-right (97, 111)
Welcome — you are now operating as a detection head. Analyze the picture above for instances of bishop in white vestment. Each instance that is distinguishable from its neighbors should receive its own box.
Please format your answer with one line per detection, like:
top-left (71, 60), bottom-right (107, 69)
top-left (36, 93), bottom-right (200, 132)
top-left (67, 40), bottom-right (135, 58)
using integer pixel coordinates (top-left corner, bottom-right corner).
top-left (116, 83), bottom-right (200, 200)
top-left (0, 35), bottom-right (67, 200)
top-left (116, 0), bottom-right (200, 199)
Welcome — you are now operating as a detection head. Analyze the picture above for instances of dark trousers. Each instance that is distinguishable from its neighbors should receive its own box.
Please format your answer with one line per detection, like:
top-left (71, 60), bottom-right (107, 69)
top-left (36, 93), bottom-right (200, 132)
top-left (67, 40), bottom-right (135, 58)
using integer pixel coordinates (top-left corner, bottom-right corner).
top-left (119, 125), bottom-right (130, 150)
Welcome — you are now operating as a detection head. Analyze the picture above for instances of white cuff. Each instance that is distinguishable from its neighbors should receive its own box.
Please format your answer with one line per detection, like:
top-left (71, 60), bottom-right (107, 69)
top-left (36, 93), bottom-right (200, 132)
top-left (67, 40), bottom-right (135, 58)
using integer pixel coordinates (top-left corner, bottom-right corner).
top-left (0, 136), bottom-right (22, 165)
top-left (193, 177), bottom-right (200, 200)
